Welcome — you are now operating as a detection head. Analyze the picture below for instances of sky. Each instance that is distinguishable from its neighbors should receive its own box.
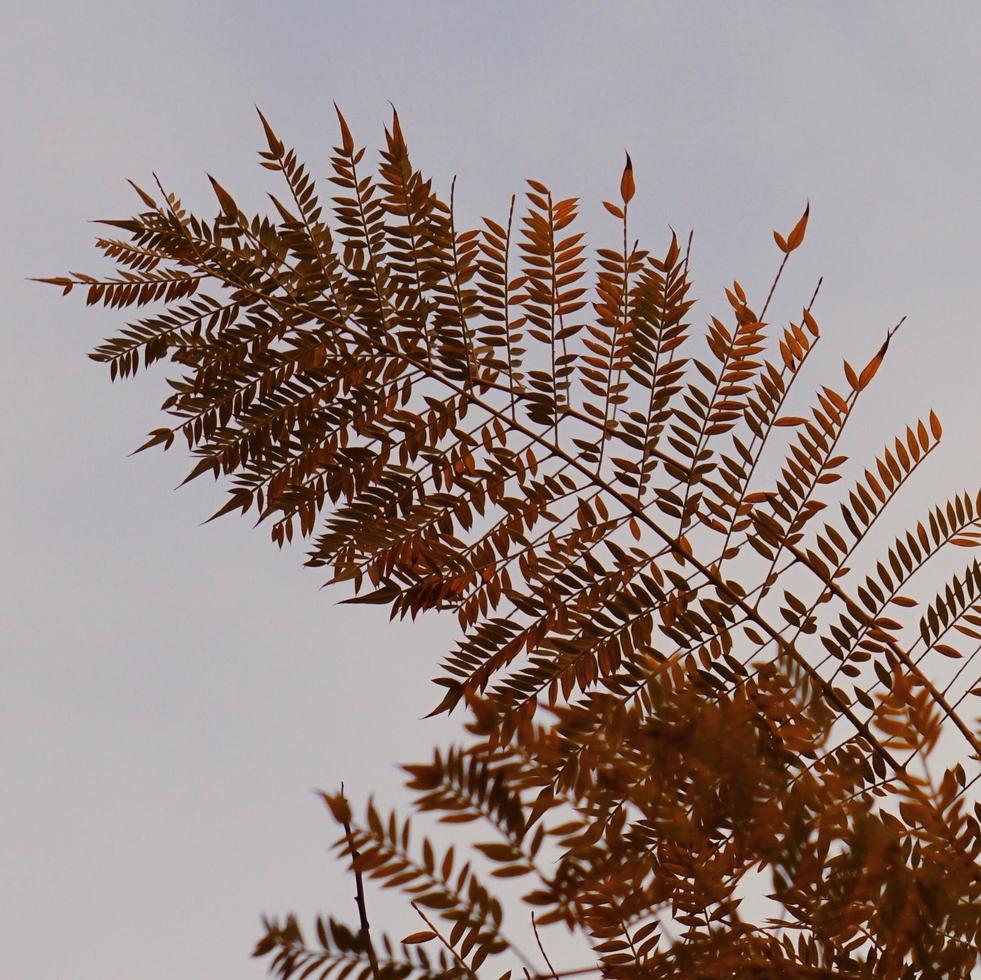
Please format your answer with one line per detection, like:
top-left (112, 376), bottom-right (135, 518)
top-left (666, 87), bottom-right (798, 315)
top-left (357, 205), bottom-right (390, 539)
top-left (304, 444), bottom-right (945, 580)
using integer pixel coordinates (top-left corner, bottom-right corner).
top-left (4, 3), bottom-right (981, 979)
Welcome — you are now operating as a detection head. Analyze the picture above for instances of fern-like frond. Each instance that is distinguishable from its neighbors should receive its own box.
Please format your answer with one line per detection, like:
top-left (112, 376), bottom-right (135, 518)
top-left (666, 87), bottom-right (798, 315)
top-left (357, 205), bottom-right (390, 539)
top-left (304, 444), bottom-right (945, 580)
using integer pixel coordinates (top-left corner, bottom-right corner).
top-left (48, 106), bottom-right (981, 980)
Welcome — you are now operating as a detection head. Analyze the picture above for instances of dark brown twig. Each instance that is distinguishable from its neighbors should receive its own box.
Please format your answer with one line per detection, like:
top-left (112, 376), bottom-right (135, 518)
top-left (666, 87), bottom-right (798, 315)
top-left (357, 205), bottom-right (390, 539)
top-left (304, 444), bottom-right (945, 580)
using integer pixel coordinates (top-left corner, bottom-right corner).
top-left (340, 783), bottom-right (380, 980)
top-left (531, 913), bottom-right (559, 979)
top-left (410, 901), bottom-right (477, 978)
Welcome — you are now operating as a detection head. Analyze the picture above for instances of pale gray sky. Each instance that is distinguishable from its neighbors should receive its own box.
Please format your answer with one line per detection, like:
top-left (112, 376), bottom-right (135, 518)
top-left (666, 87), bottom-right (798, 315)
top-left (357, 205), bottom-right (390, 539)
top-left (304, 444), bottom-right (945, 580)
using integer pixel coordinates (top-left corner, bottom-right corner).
top-left (4, 3), bottom-right (981, 979)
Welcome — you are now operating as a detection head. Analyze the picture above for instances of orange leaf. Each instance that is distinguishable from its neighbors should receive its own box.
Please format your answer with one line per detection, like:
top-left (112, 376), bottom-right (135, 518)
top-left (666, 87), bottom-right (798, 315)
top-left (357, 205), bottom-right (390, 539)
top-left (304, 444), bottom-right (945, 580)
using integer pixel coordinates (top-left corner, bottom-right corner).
top-left (319, 792), bottom-right (351, 826)
top-left (891, 596), bottom-right (918, 608)
top-left (390, 104), bottom-right (405, 149)
top-left (255, 106), bottom-right (284, 157)
top-left (857, 352), bottom-right (883, 391)
top-left (785, 203), bottom-right (810, 252)
top-left (620, 152), bottom-right (635, 206)
top-left (334, 102), bottom-right (355, 153)
top-left (401, 931), bottom-right (437, 945)
top-left (32, 276), bottom-right (74, 295)
top-left (208, 175), bottom-right (238, 217)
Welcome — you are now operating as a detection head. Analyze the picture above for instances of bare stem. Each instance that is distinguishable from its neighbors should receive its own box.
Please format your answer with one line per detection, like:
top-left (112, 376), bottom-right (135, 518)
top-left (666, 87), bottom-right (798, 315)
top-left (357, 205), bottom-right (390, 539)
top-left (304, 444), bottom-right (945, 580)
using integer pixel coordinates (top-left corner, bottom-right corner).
top-left (340, 783), bottom-right (380, 980)
top-left (410, 901), bottom-right (477, 979)
top-left (531, 913), bottom-right (559, 979)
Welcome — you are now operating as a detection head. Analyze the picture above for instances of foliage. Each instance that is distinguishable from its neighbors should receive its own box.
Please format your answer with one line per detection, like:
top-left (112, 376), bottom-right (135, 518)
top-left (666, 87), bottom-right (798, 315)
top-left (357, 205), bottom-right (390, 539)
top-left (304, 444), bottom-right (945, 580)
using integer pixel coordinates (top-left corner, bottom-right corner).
top-left (43, 106), bottom-right (981, 978)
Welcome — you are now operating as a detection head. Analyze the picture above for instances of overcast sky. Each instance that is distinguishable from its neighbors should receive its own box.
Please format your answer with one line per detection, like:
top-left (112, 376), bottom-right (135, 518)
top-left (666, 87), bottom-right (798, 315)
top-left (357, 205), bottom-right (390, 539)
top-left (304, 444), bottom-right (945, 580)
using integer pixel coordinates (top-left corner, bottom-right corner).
top-left (4, 3), bottom-right (981, 979)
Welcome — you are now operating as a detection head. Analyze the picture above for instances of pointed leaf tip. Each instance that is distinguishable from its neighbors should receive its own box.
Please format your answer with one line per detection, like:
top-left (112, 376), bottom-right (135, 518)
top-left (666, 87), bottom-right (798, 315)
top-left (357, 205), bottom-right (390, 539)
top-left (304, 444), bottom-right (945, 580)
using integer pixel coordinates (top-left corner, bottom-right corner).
top-left (208, 175), bottom-right (238, 216)
top-left (857, 348), bottom-right (884, 390)
top-left (32, 276), bottom-right (75, 295)
top-left (127, 179), bottom-right (157, 208)
top-left (340, 584), bottom-right (401, 605)
top-left (255, 106), bottom-right (283, 156)
top-left (388, 101), bottom-right (404, 143)
top-left (620, 151), bottom-right (635, 205)
top-left (785, 203), bottom-right (810, 252)
top-left (333, 103), bottom-right (355, 153)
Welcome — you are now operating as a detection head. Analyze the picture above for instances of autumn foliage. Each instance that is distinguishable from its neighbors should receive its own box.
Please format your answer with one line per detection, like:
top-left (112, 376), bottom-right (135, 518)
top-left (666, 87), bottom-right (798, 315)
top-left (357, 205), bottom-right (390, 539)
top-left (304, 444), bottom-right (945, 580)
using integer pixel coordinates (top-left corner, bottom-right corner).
top-left (44, 106), bottom-right (980, 978)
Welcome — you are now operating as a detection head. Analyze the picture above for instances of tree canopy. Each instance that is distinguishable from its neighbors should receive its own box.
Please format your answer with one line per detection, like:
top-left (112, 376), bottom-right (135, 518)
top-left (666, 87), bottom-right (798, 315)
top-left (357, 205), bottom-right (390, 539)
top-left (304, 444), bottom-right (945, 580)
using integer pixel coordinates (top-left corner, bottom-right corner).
top-left (43, 106), bottom-right (980, 978)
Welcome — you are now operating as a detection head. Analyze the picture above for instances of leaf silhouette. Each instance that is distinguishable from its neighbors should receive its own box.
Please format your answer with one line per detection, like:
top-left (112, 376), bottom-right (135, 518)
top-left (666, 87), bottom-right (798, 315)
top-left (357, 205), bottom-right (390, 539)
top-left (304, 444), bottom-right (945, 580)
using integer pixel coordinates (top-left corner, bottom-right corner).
top-left (46, 106), bottom-right (981, 980)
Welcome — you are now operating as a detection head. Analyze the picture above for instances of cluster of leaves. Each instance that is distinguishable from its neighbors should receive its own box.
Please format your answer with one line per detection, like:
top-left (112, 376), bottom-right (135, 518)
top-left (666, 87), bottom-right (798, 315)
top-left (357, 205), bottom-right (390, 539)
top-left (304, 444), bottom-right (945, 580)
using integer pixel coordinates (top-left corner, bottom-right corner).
top-left (46, 107), bottom-right (981, 978)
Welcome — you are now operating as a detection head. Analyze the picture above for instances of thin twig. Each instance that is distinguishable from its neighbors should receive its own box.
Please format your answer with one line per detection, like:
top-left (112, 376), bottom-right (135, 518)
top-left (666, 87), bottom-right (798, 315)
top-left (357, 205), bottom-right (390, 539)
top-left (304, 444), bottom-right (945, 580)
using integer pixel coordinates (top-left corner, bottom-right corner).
top-left (531, 913), bottom-right (559, 979)
top-left (410, 901), bottom-right (477, 978)
top-left (340, 783), bottom-right (380, 980)
top-left (759, 251), bottom-right (788, 321)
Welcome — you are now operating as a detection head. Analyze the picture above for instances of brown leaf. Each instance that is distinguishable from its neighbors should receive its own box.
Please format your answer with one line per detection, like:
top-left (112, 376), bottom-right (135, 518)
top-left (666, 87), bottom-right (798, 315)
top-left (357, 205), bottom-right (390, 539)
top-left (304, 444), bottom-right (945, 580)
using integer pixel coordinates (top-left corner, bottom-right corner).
top-left (620, 152), bottom-right (635, 206)
top-left (255, 106), bottom-right (284, 157)
top-left (785, 203), bottom-right (810, 251)
top-left (319, 792), bottom-right (351, 826)
top-left (857, 352), bottom-right (883, 391)
top-left (334, 102), bottom-right (355, 153)
top-left (208, 175), bottom-right (238, 217)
